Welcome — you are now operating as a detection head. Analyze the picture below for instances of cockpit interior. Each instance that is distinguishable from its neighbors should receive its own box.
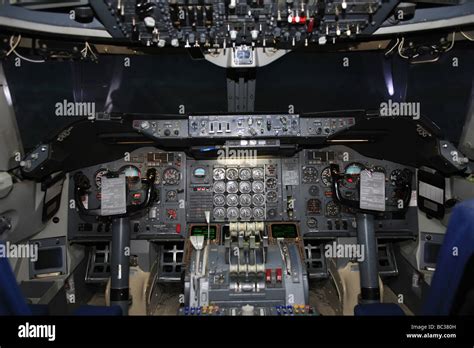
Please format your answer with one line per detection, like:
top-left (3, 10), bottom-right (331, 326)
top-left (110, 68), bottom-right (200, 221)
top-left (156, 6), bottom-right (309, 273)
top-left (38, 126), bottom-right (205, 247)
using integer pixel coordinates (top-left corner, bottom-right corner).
top-left (0, 1), bottom-right (473, 337)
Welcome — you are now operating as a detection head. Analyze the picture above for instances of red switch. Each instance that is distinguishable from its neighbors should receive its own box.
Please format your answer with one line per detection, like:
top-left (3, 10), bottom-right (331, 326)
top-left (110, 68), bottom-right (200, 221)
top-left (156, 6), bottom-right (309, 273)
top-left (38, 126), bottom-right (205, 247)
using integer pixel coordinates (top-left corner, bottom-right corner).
top-left (265, 269), bottom-right (272, 283)
top-left (175, 223), bottom-right (181, 234)
top-left (276, 268), bottom-right (283, 282)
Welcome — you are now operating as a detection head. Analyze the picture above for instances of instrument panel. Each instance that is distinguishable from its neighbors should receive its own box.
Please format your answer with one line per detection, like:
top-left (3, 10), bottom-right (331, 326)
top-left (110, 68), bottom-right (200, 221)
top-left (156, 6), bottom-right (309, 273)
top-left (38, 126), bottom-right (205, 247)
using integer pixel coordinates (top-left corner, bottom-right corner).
top-left (69, 145), bottom-right (417, 240)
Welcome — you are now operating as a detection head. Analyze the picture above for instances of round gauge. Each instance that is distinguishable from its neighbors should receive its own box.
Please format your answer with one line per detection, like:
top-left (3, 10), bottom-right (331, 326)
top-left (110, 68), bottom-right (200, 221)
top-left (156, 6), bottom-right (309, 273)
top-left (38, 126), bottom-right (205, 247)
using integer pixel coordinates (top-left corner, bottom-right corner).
top-left (307, 217), bottom-right (318, 229)
top-left (309, 185), bottom-right (319, 196)
top-left (166, 190), bottom-right (177, 202)
top-left (252, 167), bottom-right (264, 180)
top-left (213, 181), bottom-right (226, 194)
top-left (266, 190), bottom-right (277, 203)
top-left (226, 168), bottom-right (239, 180)
top-left (120, 165), bottom-right (141, 184)
top-left (253, 207), bottom-right (265, 219)
top-left (226, 181), bottom-right (239, 194)
top-left (240, 194), bottom-right (252, 206)
top-left (239, 181), bottom-right (252, 194)
top-left (302, 166), bottom-right (318, 183)
top-left (193, 167), bottom-right (207, 178)
top-left (94, 169), bottom-right (109, 188)
top-left (343, 163), bottom-right (364, 189)
top-left (213, 207), bottom-right (226, 220)
top-left (239, 168), bottom-right (252, 181)
top-left (267, 208), bottom-right (277, 219)
top-left (252, 194), bottom-right (265, 206)
top-left (240, 207), bottom-right (252, 220)
top-left (321, 167), bottom-right (332, 187)
top-left (325, 201), bottom-right (341, 217)
top-left (213, 168), bottom-right (225, 181)
top-left (213, 194), bottom-right (226, 206)
top-left (163, 167), bottom-right (180, 185)
top-left (252, 181), bottom-right (265, 193)
top-left (227, 207), bottom-right (239, 220)
top-left (307, 199), bottom-right (321, 215)
top-left (390, 169), bottom-right (410, 187)
top-left (226, 194), bottom-right (239, 207)
top-left (266, 177), bottom-right (277, 190)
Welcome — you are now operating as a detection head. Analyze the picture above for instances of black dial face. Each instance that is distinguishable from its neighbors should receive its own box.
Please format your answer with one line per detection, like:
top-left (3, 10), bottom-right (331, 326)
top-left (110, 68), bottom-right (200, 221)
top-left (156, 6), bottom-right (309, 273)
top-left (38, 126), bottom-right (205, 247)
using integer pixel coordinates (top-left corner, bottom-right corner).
top-left (390, 169), bottom-right (410, 187)
top-left (266, 190), bottom-right (277, 202)
top-left (307, 217), bottom-right (318, 229)
top-left (371, 165), bottom-right (386, 174)
top-left (309, 185), bottom-right (319, 196)
top-left (166, 190), bottom-right (177, 201)
top-left (163, 167), bottom-right (180, 185)
top-left (321, 167), bottom-right (332, 187)
top-left (213, 194), bottom-right (225, 206)
top-left (239, 181), bottom-right (252, 194)
top-left (325, 201), bottom-right (341, 217)
top-left (213, 181), bottom-right (225, 193)
top-left (240, 194), bottom-right (252, 206)
top-left (266, 177), bottom-right (277, 190)
top-left (302, 166), bottom-right (318, 183)
top-left (213, 207), bottom-right (225, 220)
top-left (95, 168), bottom-right (109, 188)
top-left (342, 162), bottom-right (364, 189)
top-left (253, 207), bottom-right (265, 219)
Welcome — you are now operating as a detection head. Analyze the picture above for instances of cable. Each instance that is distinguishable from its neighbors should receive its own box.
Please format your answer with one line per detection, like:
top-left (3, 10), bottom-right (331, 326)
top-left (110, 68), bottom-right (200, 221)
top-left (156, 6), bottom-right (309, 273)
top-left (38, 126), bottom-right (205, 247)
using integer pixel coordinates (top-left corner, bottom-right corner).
top-left (443, 31), bottom-right (455, 52)
top-left (461, 30), bottom-right (474, 42)
top-left (81, 41), bottom-right (97, 60)
top-left (398, 37), bottom-right (410, 59)
top-left (8, 35), bottom-right (45, 63)
top-left (384, 37), bottom-right (400, 56)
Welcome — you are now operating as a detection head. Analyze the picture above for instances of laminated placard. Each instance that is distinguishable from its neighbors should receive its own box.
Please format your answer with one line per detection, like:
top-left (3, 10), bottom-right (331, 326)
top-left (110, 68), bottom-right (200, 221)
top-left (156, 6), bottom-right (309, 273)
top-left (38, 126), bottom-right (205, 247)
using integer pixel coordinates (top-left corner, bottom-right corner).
top-left (100, 175), bottom-right (127, 216)
top-left (360, 170), bottom-right (385, 211)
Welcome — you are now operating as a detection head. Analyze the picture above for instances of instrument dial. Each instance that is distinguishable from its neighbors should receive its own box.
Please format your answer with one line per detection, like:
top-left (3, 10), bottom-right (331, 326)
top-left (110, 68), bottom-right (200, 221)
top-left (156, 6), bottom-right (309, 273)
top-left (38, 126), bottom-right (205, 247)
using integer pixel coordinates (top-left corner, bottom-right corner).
top-left (239, 181), bottom-right (252, 194)
top-left (252, 167), bottom-right (265, 180)
top-left (226, 168), bottom-right (239, 180)
top-left (162, 167), bottom-right (180, 185)
top-left (227, 207), bottom-right (239, 220)
top-left (213, 194), bottom-right (226, 206)
top-left (343, 163), bottom-right (364, 189)
top-left (213, 207), bottom-right (226, 220)
top-left (120, 165), bottom-right (141, 185)
top-left (239, 168), bottom-right (252, 180)
top-left (166, 190), bottom-right (177, 202)
top-left (302, 166), bottom-right (318, 183)
top-left (240, 207), bottom-right (252, 220)
top-left (226, 194), bottom-right (239, 207)
top-left (226, 181), bottom-right (239, 193)
top-left (321, 167), bottom-right (332, 187)
top-left (94, 169), bottom-right (109, 188)
top-left (252, 194), bottom-right (265, 206)
top-left (213, 168), bottom-right (225, 181)
top-left (240, 194), bottom-right (252, 206)
top-left (325, 201), bottom-right (341, 217)
top-left (252, 180), bottom-right (265, 193)
top-left (309, 185), bottom-right (319, 196)
top-left (253, 207), bottom-right (265, 219)
top-left (390, 169), bottom-right (410, 187)
top-left (265, 177), bottom-right (277, 190)
top-left (307, 217), bottom-right (318, 229)
top-left (266, 190), bottom-right (277, 203)
top-left (213, 181), bottom-right (226, 194)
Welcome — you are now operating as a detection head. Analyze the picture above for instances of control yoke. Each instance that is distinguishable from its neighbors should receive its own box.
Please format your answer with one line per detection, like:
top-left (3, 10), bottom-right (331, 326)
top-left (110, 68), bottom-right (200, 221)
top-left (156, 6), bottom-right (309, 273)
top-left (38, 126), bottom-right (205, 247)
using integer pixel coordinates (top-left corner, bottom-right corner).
top-left (72, 168), bottom-right (157, 316)
top-left (73, 168), bottom-right (157, 217)
top-left (329, 163), bottom-right (411, 305)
